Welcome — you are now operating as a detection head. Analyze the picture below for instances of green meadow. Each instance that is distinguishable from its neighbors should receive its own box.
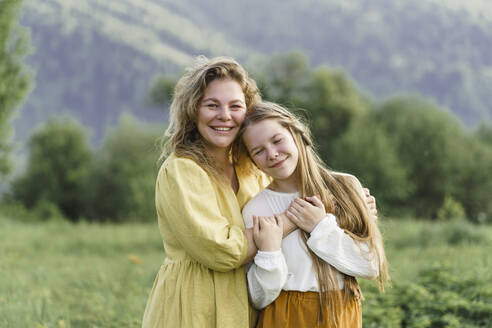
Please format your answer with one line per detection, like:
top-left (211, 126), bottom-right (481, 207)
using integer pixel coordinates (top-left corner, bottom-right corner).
top-left (1, 216), bottom-right (491, 328)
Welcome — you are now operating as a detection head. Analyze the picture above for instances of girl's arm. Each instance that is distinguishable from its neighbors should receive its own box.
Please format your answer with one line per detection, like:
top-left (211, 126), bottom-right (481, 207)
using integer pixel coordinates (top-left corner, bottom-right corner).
top-left (306, 214), bottom-right (379, 279)
top-left (246, 216), bottom-right (288, 309)
top-left (286, 196), bottom-right (379, 279)
top-left (243, 214), bottom-right (297, 264)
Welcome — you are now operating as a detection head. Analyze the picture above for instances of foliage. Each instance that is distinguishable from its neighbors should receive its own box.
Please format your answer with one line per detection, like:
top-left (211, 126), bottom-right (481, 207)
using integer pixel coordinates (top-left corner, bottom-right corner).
top-left (374, 97), bottom-right (480, 218)
top-left (437, 195), bottom-right (466, 222)
top-left (11, 117), bottom-right (92, 221)
top-left (0, 215), bottom-right (163, 328)
top-left (147, 52), bottom-right (492, 221)
top-left (87, 114), bottom-right (163, 222)
top-left (254, 52), bottom-right (368, 156)
top-left (363, 265), bottom-right (492, 328)
top-left (1, 217), bottom-right (491, 327)
top-left (475, 123), bottom-right (492, 146)
top-left (0, 0), bottom-right (31, 179)
top-left (146, 75), bottom-right (178, 109)
top-left (329, 116), bottom-right (411, 214)
top-left (0, 199), bottom-right (65, 223)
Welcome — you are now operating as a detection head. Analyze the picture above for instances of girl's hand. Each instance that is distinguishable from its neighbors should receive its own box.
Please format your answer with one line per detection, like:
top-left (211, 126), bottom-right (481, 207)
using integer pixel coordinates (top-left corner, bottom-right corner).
top-left (276, 212), bottom-right (297, 236)
top-left (253, 215), bottom-right (283, 252)
top-left (364, 188), bottom-right (378, 219)
top-left (285, 196), bottom-right (326, 233)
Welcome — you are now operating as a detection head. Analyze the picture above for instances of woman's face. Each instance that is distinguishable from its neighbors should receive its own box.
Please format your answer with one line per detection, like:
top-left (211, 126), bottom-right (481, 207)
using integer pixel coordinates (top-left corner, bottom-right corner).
top-left (243, 118), bottom-right (299, 182)
top-left (197, 79), bottom-right (246, 154)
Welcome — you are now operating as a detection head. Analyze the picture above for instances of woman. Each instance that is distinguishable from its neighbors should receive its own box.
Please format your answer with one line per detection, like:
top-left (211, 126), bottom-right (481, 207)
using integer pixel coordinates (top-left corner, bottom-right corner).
top-left (142, 56), bottom-right (378, 328)
top-left (142, 56), bottom-right (271, 328)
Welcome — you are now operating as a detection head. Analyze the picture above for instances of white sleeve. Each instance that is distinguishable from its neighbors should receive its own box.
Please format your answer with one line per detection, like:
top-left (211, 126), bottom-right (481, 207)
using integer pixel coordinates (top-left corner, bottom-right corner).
top-left (246, 250), bottom-right (288, 309)
top-left (306, 214), bottom-right (379, 279)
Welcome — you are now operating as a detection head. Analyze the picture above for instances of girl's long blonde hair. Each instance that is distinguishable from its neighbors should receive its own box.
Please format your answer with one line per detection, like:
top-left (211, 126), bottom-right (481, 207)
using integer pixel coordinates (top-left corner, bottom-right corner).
top-left (161, 56), bottom-right (261, 180)
top-left (234, 101), bottom-right (390, 325)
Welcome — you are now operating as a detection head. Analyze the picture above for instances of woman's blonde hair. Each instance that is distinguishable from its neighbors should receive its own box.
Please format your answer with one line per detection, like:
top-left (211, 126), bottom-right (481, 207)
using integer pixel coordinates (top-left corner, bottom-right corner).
top-left (161, 56), bottom-right (261, 179)
top-left (234, 101), bottom-right (390, 325)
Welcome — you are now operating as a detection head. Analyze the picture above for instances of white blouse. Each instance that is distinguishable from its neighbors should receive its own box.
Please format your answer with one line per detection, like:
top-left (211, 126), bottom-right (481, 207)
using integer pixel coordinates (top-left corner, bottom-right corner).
top-left (242, 188), bottom-right (379, 310)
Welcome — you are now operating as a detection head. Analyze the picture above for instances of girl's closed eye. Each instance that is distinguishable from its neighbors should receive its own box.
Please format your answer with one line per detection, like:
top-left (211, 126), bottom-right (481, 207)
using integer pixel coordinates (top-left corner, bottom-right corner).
top-left (273, 138), bottom-right (282, 144)
top-left (253, 148), bottom-right (264, 156)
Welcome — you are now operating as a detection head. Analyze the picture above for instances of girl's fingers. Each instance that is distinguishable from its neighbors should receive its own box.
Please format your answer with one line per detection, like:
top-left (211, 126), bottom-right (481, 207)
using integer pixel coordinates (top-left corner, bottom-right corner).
top-left (288, 206), bottom-right (301, 217)
top-left (285, 209), bottom-right (298, 223)
top-left (305, 196), bottom-right (323, 208)
top-left (291, 201), bottom-right (304, 212)
top-left (293, 198), bottom-right (307, 207)
top-left (364, 188), bottom-right (370, 196)
top-left (275, 214), bottom-right (283, 228)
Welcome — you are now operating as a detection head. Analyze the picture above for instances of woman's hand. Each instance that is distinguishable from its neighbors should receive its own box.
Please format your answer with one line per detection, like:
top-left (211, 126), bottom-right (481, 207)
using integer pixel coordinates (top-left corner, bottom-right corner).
top-left (253, 215), bottom-right (283, 252)
top-left (285, 196), bottom-right (326, 233)
top-left (364, 188), bottom-right (378, 219)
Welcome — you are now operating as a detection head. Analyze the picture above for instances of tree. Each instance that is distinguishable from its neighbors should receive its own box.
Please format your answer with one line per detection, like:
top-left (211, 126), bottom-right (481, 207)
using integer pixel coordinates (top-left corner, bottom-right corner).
top-left (88, 114), bottom-right (162, 222)
top-left (0, 0), bottom-right (31, 179)
top-left (375, 97), bottom-right (473, 218)
top-left (254, 52), bottom-right (368, 157)
top-left (12, 117), bottom-right (93, 221)
top-left (330, 115), bottom-right (412, 214)
top-left (146, 75), bottom-right (177, 109)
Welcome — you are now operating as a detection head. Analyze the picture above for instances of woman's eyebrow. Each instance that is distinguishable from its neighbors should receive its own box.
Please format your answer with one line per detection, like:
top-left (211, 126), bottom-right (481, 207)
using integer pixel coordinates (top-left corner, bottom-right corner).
top-left (201, 98), bottom-right (245, 104)
top-left (201, 97), bottom-right (219, 103)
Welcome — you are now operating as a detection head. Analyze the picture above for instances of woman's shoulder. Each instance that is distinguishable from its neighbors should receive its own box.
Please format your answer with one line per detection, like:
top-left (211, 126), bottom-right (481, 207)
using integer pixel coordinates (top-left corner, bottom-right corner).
top-left (158, 153), bottom-right (209, 181)
top-left (330, 171), bottom-right (366, 197)
top-left (331, 171), bottom-right (359, 183)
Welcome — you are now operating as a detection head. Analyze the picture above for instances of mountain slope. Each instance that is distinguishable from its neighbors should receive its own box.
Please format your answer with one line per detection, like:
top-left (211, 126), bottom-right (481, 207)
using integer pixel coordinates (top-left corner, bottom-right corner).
top-left (14, 0), bottom-right (492, 145)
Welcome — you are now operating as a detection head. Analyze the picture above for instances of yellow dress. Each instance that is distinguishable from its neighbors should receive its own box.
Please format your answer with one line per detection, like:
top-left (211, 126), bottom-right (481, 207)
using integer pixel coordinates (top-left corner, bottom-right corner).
top-left (142, 153), bottom-right (270, 328)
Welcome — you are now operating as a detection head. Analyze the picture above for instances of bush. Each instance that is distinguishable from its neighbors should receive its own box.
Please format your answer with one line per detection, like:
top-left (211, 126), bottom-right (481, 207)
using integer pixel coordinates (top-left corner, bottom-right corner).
top-left (437, 195), bottom-right (466, 221)
top-left (363, 265), bottom-right (492, 327)
top-left (11, 117), bottom-right (92, 221)
top-left (375, 97), bottom-right (483, 219)
top-left (87, 114), bottom-right (163, 222)
top-left (330, 116), bottom-right (412, 214)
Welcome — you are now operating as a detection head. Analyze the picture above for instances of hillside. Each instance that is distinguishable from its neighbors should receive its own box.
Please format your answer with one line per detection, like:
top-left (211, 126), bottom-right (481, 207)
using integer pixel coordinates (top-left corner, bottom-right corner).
top-left (14, 0), bottom-right (492, 145)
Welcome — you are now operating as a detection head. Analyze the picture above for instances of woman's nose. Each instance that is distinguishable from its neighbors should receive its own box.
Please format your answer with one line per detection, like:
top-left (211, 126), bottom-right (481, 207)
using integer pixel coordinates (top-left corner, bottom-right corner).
top-left (217, 107), bottom-right (231, 121)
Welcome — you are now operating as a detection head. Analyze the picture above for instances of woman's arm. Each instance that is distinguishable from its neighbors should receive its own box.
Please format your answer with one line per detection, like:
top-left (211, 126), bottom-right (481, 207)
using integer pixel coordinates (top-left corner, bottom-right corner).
top-left (157, 157), bottom-right (248, 272)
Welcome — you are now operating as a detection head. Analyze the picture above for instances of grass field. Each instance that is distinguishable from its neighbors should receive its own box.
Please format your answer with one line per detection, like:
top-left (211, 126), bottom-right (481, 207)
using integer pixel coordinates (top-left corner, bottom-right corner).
top-left (1, 216), bottom-right (491, 327)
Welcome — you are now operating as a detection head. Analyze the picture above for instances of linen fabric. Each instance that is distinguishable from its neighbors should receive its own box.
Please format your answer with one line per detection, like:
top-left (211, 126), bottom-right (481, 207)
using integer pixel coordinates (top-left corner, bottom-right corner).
top-left (142, 153), bottom-right (270, 328)
top-left (256, 290), bottom-right (362, 328)
top-left (242, 175), bottom-right (379, 310)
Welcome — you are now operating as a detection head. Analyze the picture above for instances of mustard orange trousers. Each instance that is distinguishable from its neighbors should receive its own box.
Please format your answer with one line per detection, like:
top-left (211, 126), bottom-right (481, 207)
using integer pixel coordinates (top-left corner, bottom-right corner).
top-left (255, 290), bottom-right (362, 328)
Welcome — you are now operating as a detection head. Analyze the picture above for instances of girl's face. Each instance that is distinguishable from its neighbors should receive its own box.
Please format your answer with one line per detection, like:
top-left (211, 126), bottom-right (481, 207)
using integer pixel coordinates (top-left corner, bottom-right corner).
top-left (243, 118), bottom-right (299, 182)
top-left (197, 78), bottom-right (246, 154)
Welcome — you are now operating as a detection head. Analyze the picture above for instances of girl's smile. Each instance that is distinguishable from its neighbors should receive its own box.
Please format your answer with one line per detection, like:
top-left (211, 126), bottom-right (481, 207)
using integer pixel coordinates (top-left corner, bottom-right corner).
top-left (243, 119), bottom-right (299, 191)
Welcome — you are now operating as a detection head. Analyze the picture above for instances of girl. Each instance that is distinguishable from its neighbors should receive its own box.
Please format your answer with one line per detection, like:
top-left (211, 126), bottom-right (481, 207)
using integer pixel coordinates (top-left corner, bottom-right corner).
top-left (236, 102), bottom-right (390, 327)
